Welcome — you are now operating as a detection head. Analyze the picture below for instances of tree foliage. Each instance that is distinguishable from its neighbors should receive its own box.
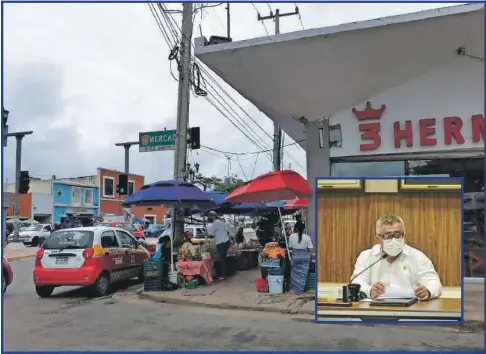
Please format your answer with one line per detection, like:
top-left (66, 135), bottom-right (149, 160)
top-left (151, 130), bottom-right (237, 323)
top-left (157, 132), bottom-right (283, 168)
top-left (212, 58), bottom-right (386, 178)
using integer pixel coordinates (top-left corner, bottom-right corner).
top-left (193, 174), bottom-right (246, 194)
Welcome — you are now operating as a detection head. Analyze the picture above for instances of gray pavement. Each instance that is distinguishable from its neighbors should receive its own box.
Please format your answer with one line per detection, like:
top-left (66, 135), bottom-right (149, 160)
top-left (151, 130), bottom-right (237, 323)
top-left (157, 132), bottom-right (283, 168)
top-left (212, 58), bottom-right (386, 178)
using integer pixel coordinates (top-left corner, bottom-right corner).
top-left (4, 258), bottom-right (484, 351)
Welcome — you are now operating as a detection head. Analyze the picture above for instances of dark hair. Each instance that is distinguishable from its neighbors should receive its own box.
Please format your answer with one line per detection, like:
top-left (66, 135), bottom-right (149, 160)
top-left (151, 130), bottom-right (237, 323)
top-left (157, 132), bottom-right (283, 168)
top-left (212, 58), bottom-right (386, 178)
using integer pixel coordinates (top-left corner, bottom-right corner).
top-left (295, 222), bottom-right (304, 243)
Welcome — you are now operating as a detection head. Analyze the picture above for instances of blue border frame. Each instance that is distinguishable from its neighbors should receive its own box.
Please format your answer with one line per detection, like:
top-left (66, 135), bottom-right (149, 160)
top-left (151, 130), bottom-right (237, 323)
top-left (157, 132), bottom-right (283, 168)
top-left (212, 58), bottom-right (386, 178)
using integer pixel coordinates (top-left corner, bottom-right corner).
top-left (1, 2), bottom-right (484, 353)
top-left (314, 176), bottom-right (466, 325)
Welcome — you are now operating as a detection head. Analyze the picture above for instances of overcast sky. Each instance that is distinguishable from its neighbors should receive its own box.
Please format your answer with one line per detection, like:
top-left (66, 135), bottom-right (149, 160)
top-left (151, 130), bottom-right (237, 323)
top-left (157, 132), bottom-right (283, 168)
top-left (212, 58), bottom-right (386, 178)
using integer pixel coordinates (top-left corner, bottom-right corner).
top-left (2, 2), bottom-right (458, 185)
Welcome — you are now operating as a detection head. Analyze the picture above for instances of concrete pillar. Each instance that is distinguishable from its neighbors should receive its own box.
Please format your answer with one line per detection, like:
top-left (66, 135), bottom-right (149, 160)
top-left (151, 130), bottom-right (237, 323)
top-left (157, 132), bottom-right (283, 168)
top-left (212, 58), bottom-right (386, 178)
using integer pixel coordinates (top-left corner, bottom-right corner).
top-left (305, 119), bottom-right (331, 242)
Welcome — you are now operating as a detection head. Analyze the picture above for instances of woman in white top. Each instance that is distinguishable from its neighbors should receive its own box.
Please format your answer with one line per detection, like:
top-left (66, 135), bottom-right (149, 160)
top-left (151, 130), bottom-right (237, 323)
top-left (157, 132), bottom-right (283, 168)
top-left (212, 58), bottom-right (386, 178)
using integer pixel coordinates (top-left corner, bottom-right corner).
top-left (289, 223), bottom-right (313, 294)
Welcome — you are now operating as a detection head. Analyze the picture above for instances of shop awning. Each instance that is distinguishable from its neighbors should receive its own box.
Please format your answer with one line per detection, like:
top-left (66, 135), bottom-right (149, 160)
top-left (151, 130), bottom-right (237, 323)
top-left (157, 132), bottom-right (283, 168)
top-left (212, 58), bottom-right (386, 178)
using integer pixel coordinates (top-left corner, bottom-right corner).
top-left (195, 4), bottom-right (484, 146)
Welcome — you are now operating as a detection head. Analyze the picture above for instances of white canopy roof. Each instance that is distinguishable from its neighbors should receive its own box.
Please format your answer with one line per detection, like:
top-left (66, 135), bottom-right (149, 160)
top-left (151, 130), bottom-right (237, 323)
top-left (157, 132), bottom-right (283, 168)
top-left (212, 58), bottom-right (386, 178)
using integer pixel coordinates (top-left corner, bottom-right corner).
top-left (195, 4), bottom-right (484, 145)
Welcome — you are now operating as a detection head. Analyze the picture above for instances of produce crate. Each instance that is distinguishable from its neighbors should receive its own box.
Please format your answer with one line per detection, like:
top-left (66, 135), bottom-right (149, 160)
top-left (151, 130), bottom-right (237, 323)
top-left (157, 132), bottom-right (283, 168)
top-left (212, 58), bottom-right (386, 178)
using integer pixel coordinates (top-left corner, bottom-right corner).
top-left (143, 259), bottom-right (163, 278)
top-left (144, 276), bottom-right (163, 292)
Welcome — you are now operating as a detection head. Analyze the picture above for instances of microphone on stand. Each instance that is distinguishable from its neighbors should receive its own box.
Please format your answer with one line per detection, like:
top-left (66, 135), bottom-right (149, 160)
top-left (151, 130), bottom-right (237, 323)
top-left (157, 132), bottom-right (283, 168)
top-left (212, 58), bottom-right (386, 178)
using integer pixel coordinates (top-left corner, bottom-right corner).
top-left (344, 253), bottom-right (387, 302)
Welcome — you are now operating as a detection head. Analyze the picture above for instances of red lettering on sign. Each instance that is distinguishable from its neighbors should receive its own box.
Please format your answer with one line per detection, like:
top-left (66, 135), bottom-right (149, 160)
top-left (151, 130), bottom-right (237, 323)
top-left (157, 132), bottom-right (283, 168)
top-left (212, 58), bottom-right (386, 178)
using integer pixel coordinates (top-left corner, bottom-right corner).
top-left (352, 101), bottom-right (386, 152)
top-left (352, 102), bottom-right (483, 151)
top-left (472, 114), bottom-right (484, 143)
top-left (393, 121), bottom-right (413, 148)
top-left (359, 123), bottom-right (381, 151)
top-left (419, 118), bottom-right (437, 146)
top-left (443, 116), bottom-right (465, 145)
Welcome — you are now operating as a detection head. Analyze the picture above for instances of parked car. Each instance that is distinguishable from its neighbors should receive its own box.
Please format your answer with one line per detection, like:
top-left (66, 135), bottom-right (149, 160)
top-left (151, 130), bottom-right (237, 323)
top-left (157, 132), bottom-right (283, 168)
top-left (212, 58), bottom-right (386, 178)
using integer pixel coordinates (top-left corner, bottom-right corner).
top-left (3, 256), bottom-right (13, 293)
top-left (7, 224), bottom-right (52, 247)
top-left (96, 222), bottom-right (145, 239)
top-left (144, 224), bottom-right (166, 238)
top-left (33, 226), bottom-right (150, 298)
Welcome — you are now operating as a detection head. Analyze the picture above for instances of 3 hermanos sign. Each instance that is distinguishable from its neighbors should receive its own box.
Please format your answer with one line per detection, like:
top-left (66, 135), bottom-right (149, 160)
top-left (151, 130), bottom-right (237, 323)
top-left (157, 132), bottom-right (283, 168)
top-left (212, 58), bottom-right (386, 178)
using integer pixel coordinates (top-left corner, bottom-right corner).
top-left (353, 101), bottom-right (484, 152)
top-left (139, 130), bottom-right (177, 152)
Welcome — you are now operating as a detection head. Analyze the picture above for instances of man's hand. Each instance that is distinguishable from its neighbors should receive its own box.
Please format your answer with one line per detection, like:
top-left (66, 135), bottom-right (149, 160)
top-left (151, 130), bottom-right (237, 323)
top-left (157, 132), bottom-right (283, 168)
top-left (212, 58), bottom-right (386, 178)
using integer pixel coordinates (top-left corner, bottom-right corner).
top-left (370, 282), bottom-right (386, 299)
top-left (414, 286), bottom-right (431, 301)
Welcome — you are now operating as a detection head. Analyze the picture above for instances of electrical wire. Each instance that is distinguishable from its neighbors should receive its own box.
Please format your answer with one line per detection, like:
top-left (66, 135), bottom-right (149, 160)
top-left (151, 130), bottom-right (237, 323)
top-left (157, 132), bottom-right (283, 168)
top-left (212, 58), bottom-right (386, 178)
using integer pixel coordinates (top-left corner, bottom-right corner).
top-left (151, 3), bottom-right (305, 171)
top-left (157, 4), bottom-right (273, 158)
top-left (201, 140), bottom-right (304, 156)
top-left (236, 155), bottom-right (248, 180)
top-left (251, 4), bottom-right (269, 35)
top-left (294, 3), bottom-right (305, 29)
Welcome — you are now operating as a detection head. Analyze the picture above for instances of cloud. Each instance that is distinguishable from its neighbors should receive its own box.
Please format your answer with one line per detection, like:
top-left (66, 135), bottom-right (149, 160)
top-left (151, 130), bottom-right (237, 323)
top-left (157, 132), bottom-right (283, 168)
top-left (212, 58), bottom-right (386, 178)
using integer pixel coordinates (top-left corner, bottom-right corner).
top-left (2, 3), bottom-right (454, 184)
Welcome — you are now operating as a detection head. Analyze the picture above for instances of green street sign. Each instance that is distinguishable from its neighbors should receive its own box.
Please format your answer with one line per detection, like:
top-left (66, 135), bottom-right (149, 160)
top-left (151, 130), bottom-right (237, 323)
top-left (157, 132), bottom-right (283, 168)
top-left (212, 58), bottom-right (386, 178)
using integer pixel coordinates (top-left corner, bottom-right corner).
top-left (139, 130), bottom-right (177, 152)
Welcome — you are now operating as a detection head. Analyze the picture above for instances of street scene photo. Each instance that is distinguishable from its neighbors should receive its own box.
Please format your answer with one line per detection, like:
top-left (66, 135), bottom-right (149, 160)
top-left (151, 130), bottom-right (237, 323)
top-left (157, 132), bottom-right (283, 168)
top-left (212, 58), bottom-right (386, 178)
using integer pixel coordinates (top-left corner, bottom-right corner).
top-left (2, 2), bottom-right (484, 352)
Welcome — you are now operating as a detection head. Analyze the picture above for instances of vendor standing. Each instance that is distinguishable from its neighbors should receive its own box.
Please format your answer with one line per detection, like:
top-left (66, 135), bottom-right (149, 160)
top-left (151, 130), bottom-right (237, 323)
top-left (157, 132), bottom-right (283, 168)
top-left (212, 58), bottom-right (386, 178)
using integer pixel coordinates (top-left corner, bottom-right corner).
top-left (289, 223), bottom-right (313, 294)
top-left (206, 211), bottom-right (229, 280)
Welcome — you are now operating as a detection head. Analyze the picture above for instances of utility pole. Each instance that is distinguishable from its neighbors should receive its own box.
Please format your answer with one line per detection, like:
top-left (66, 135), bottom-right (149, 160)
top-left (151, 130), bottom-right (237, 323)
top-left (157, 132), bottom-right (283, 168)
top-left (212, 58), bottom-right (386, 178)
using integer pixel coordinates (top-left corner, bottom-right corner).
top-left (258, 7), bottom-right (300, 170)
top-left (172, 2), bottom-right (194, 272)
top-left (226, 3), bottom-right (231, 38)
top-left (5, 131), bottom-right (33, 243)
top-left (115, 141), bottom-right (139, 221)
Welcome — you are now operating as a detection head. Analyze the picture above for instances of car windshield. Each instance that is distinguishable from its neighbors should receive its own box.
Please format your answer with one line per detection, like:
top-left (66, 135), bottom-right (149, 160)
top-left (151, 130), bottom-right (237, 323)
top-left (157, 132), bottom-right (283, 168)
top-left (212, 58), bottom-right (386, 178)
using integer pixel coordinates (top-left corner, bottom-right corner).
top-left (24, 225), bottom-right (43, 231)
top-left (43, 230), bottom-right (94, 250)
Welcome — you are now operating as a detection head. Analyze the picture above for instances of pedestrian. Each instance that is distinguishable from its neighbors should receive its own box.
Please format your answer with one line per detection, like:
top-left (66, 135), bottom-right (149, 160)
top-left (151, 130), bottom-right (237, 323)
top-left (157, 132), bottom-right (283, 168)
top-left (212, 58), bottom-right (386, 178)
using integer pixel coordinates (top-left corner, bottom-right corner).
top-left (289, 222), bottom-right (313, 295)
top-left (206, 211), bottom-right (230, 280)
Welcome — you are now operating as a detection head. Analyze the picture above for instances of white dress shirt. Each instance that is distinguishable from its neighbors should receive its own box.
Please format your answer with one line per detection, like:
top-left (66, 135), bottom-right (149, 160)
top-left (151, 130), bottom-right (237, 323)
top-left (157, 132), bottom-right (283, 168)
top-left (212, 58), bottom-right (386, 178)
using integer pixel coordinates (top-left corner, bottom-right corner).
top-left (351, 244), bottom-right (442, 299)
top-left (206, 219), bottom-right (229, 245)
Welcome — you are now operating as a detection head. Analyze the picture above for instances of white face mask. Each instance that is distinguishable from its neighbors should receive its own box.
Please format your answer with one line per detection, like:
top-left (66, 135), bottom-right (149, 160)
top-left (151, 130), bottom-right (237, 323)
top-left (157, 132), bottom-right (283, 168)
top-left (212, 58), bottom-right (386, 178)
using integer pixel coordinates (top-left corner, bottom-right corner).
top-left (382, 238), bottom-right (405, 257)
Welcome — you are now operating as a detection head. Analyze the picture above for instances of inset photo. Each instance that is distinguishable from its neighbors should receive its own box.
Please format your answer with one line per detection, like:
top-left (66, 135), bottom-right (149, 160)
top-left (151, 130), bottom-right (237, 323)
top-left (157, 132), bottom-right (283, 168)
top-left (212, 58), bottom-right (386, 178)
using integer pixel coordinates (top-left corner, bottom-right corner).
top-left (316, 177), bottom-right (463, 323)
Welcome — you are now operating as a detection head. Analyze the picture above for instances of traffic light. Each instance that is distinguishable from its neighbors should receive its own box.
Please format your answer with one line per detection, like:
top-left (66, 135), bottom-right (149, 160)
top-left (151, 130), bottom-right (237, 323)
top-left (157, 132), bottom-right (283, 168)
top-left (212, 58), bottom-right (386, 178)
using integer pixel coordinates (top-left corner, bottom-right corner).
top-left (117, 174), bottom-right (128, 195)
top-left (188, 127), bottom-right (200, 150)
top-left (19, 170), bottom-right (30, 194)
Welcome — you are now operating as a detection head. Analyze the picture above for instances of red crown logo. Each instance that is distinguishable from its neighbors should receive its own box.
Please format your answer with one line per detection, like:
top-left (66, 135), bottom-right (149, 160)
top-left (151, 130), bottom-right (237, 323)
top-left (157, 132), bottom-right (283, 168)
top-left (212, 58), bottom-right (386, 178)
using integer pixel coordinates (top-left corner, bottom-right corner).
top-left (352, 101), bottom-right (386, 121)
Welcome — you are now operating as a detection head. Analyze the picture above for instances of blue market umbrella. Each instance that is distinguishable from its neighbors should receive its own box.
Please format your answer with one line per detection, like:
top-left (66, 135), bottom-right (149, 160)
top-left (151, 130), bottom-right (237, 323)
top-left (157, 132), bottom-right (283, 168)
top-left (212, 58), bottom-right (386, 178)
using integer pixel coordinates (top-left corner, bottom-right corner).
top-left (122, 180), bottom-right (215, 272)
top-left (122, 180), bottom-right (214, 209)
top-left (224, 201), bottom-right (268, 215)
top-left (265, 200), bottom-right (289, 209)
top-left (165, 191), bottom-right (232, 217)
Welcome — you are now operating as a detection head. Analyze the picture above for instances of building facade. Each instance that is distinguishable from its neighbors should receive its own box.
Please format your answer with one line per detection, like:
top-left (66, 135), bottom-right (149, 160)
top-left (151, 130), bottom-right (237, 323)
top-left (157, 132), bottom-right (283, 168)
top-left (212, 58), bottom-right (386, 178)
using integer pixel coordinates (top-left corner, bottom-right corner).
top-left (194, 4), bottom-right (484, 281)
top-left (52, 181), bottom-right (99, 224)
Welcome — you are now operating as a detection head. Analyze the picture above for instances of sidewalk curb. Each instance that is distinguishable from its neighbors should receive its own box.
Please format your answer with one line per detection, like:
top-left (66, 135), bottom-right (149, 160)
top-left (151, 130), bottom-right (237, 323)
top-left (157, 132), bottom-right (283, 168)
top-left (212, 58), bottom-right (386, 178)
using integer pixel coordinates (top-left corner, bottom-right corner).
top-left (6, 254), bottom-right (36, 261)
top-left (140, 291), bottom-right (314, 315)
top-left (140, 292), bottom-right (483, 324)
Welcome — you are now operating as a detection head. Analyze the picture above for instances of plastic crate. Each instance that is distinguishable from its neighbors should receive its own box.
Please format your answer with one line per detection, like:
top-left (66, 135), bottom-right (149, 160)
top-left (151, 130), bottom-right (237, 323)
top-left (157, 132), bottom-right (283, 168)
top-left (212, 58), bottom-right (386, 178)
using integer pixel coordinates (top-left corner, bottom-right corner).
top-left (143, 260), bottom-right (163, 278)
top-left (144, 276), bottom-right (163, 292)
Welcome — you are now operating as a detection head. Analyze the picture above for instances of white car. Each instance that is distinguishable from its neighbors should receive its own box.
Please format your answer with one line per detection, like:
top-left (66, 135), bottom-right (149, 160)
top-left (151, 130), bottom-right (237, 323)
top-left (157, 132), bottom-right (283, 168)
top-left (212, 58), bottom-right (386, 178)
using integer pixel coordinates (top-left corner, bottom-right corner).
top-left (8, 224), bottom-right (52, 247)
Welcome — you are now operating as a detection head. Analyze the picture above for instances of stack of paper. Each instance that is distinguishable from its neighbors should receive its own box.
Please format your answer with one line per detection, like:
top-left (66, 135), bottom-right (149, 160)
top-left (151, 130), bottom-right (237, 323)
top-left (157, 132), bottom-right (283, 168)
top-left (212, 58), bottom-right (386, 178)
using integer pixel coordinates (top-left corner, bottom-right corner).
top-left (377, 287), bottom-right (415, 299)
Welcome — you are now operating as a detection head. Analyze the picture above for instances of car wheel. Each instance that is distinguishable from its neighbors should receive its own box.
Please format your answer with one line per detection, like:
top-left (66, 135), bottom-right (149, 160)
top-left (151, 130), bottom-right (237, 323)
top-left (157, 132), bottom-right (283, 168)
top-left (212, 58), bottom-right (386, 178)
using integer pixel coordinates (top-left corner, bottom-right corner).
top-left (31, 237), bottom-right (39, 247)
top-left (36, 286), bottom-right (54, 298)
top-left (90, 272), bottom-right (110, 297)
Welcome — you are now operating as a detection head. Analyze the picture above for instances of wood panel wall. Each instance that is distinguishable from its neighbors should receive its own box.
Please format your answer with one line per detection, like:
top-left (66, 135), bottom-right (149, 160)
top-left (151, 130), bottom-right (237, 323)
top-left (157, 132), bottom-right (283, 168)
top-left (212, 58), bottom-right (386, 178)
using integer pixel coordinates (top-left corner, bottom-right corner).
top-left (317, 188), bottom-right (462, 286)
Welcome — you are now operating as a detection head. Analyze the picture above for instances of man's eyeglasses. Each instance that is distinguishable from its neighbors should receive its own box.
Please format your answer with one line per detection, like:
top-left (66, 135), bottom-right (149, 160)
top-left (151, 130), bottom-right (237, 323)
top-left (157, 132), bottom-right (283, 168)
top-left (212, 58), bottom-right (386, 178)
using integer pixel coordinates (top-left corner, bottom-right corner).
top-left (379, 232), bottom-right (404, 240)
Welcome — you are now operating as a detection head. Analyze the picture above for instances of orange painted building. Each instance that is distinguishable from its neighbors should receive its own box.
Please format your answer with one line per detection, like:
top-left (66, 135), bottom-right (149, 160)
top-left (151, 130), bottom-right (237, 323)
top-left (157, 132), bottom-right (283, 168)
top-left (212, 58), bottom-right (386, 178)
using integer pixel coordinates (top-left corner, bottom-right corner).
top-left (97, 168), bottom-right (167, 224)
top-left (5, 193), bottom-right (32, 218)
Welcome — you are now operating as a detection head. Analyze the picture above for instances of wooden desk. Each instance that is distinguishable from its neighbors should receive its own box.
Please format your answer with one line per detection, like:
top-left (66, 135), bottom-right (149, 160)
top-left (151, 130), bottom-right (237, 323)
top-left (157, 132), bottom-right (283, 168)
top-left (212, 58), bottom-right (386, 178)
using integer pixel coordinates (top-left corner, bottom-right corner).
top-left (317, 283), bottom-right (462, 321)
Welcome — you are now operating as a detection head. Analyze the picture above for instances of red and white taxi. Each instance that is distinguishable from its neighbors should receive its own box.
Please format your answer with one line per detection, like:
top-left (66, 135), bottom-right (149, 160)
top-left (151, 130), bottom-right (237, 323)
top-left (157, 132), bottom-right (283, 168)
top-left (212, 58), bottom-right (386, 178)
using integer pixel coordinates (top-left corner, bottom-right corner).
top-left (33, 226), bottom-right (150, 298)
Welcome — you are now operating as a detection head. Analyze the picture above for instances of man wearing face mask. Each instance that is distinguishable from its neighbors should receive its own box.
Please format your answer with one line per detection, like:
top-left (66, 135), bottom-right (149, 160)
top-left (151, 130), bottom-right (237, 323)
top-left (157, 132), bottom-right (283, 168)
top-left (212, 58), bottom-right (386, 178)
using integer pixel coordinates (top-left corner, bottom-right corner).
top-left (350, 215), bottom-right (442, 301)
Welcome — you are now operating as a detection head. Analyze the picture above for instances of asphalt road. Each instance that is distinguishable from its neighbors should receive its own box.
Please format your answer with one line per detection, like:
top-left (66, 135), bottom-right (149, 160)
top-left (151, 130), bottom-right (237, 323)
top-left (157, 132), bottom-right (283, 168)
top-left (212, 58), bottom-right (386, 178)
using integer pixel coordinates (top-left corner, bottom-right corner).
top-left (4, 258), bottom-right (484, 351)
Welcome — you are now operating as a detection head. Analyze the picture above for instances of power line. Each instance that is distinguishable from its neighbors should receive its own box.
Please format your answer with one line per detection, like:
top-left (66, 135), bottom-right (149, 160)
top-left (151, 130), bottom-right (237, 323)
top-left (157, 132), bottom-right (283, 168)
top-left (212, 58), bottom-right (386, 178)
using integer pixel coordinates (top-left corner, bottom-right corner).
top-left (251, 4), bottom-right (269, 35)
top-left (156, 4), bottom-right (274, 159)
top-left (150, 4), bottom-right (305, 172)
top-left (201, 140), bottom-right (304, 156)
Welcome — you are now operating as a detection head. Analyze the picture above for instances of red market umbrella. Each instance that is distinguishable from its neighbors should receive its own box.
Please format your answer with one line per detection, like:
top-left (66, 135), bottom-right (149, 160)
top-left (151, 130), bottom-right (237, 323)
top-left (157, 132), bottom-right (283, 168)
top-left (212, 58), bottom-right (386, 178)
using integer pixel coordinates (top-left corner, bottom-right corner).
top-left (284, 197), bottom-right (309, 210)
top-left (225, 170), bottom-right (312, 204)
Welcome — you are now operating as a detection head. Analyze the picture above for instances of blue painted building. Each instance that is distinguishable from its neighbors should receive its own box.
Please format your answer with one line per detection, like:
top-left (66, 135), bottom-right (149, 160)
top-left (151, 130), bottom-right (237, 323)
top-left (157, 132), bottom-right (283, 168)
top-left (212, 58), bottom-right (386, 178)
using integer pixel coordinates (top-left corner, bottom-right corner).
top-left (52, 181), bottom-right (100, 224)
